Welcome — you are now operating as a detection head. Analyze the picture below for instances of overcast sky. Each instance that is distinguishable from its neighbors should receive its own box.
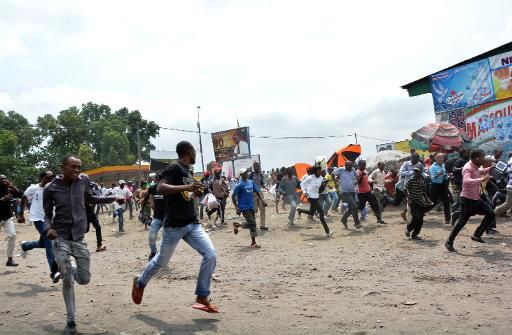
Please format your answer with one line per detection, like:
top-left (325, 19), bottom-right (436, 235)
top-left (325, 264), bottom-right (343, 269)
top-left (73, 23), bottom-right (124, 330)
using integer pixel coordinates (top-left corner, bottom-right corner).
top-left (1, 0), bottom-right (511, 170)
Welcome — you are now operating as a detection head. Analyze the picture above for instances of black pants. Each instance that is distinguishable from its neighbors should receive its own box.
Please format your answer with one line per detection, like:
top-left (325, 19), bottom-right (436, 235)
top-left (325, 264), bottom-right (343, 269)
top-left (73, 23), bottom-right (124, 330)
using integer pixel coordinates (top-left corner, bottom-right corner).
top-left (241, 209), bottom-right (257, 237)
top-left (300, 198), bottom-right (330, 234)
top-left (429, 183), bottom-right (451, 222)
top-left (358, 192), bottom-right (381, 219)
top-left (447, 197), bottom-right (494, 244)
top-left (407, 204), bottom-right (426, 237)
top-left (86, 211), bottom-right (103, 247)
top-left (217, 196), bottom-right (227, 223)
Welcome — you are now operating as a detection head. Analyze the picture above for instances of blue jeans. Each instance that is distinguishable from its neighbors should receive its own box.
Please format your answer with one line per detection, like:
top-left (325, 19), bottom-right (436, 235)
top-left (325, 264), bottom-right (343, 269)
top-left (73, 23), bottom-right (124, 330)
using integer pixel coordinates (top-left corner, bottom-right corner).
top-left (138, 223), bottom-right (217, 298)
top-left (286, 194), bottom-right (298, 224)
top-left (329, 192), bottom-right (339, 211)
top-left (321, 193), bottom-right (332, 214)
top-left (116, 208), bottom-right (124, 231)
top-left (148, 218), bottom-right (163, 255)
top-left (22, 220), bottom-right (55, 272)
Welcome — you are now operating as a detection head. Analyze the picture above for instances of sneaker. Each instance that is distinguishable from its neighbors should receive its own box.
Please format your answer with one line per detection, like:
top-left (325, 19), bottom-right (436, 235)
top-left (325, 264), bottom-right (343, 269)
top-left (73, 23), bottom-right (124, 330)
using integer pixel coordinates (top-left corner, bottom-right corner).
top-left (119, 229), bottom-right (125, 233)
top-left (260, 227), bottom-right (269, 231)
top-left (377, 219), bottom-right (386, 225)
top-left (5, 259), bottom-right (18, 267)
top-left (444, 242), bottom-right (457, 253)
top-left (471, 236), bottom-right (486, 243)
top-left (20, 241), bottom-right (28, 259)
top-left (326, 231), bottom-right (334, 238)
top-left (404, 227), bottom-right (410, 238)
top-left (411, 235), bottom-right (422, 240)
top-left (51, 272), bottom-right (61, 284)
top-left (132, 276), bottom-right (145, 304)
top-left (64, 321), bottom-right (77, 334)
top-left (341, 218), bottom-right (348, 229)
top-left (354, 223), bottom-right (362, 229)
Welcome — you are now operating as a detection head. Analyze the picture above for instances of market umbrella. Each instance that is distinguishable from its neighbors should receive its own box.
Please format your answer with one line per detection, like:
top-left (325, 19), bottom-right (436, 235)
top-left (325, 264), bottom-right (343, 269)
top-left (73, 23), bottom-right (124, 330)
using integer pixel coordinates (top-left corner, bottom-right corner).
top-left (326, 144), bottom-right (362, 168)
top-left (411, 123), bottom-right (470, 151)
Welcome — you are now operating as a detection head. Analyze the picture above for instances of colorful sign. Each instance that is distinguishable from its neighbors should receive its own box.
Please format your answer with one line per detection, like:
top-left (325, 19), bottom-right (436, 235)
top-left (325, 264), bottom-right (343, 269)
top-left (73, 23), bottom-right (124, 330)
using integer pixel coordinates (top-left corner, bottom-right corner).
top-left (211, 127), bottom-right (251, 162)
top-left (430, 59), bottom-right (495, 113)
top-left (463, 98), bottom-right (512, 147)
top-left (489, 51), bottom-right (512, 101)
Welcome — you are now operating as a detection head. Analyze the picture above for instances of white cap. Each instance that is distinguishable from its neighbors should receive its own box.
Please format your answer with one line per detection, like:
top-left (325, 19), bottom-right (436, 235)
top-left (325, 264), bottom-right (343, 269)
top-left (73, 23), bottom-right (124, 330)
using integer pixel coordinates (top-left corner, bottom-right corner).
top-left (119, 179), bottom-right (126, 184)
top-left (239, 168), bottom-right (248, 174)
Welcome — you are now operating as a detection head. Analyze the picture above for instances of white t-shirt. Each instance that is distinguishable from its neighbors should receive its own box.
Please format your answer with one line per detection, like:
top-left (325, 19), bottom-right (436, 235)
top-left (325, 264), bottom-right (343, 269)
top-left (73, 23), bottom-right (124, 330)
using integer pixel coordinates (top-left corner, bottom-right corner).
top-left (112, 187), bottom-right (133, 210)
top-left (23, 184), bottom-right (45, 222)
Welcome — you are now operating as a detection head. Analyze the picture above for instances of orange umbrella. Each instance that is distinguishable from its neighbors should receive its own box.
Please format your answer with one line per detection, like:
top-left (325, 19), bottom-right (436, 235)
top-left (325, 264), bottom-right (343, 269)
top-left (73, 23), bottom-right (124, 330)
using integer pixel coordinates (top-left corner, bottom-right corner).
top-left (326, 144), bottom-right (361, 168)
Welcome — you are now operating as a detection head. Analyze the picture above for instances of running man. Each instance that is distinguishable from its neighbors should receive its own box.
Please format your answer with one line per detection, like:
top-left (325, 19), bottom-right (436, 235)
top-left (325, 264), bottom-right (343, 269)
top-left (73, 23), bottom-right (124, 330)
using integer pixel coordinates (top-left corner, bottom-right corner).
top-left (43, 155), bottom-right (116, 334)
top-left (142, 173), bottom-right (165, 261)
top-left (300, 165), bottom-right (334, 237)
top-left (132, 141), bottom-right (219, 313)
top-left (232, 168), bottom-right (266, 247)
top-left (404, 164), bottom-right (432, 240)
top-left (279, 168), bottom-right (300, 226)
top-left (334, 161), bottom-right (361, 229)
top-left (0, 175), bottom-right (22, 267)
top-left (445, 149), bottom-right (495, 252)
top-left (249, 162), bottom-right (268, 230)
top-left (18, 171), bottom-right (60, 281)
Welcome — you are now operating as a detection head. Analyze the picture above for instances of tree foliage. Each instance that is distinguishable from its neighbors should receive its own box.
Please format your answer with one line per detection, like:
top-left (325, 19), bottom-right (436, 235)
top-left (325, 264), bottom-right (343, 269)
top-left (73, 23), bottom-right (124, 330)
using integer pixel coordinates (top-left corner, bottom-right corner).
top-left (0, 102), bottom-right (160, 188)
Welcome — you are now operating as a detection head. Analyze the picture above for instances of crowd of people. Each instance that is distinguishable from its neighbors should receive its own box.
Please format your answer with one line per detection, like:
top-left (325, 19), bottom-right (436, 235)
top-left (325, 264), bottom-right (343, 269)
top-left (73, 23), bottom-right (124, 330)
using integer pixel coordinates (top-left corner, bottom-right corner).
top-left (1, 141), bottom-right (511, 334)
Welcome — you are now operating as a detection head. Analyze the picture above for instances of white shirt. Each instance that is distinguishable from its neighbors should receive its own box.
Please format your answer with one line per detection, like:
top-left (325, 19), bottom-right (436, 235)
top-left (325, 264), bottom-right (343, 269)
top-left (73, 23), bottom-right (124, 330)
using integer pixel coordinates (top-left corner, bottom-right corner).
top-left (112, 187), bottom-right (133, 210)
top-left (300, 175), bottom-right (324, 199)
top-left (23, 184), bottom-right (45, 222)
top-left (369, 169), bottom-right (386, 191)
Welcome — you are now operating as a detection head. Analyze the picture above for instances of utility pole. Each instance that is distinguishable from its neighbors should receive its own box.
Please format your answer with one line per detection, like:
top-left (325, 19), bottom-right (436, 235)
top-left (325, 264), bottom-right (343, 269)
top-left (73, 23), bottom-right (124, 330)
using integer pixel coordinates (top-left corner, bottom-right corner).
top-left (354, 132), bottom-right (358, 144)
top-left (197, 106), bottom-right (205, 174)
top-left (136, 123), bottom-right (143, 184)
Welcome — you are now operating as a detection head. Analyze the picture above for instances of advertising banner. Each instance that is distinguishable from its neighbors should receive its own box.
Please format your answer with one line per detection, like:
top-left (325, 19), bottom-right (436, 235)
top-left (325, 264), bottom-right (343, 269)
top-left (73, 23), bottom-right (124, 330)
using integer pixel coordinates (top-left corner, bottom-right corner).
top-left (430, 59), bottom-right (495, 113)
top-left (211, 127), bottom-right (251, 162)
top-left (464, 98), bottom-right (512, 146)
top-left (489, 51), bottom-right (512, 101)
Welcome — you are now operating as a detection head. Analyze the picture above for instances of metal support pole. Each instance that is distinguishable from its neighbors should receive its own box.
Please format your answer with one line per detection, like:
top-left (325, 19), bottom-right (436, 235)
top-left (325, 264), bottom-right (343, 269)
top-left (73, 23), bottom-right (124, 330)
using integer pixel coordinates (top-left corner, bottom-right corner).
top-left (197, 106), bottom-right (205, 174)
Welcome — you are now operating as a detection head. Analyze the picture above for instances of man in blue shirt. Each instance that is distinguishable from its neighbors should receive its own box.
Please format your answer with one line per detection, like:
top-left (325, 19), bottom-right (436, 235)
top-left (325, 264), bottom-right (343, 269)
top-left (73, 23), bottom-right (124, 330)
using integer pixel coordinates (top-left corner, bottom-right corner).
top-left (232, 168), bottom-right (267, 247)
top-left (333, 161), bottom-right (361, 229)
top-left (428, 153), bottom-right (451, 224)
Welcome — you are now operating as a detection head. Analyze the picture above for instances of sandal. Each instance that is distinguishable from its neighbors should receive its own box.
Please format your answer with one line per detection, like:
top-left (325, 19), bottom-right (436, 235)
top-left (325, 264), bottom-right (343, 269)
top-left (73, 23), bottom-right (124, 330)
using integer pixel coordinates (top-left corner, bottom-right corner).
top-left (96, 245), bottom-right (107, 252)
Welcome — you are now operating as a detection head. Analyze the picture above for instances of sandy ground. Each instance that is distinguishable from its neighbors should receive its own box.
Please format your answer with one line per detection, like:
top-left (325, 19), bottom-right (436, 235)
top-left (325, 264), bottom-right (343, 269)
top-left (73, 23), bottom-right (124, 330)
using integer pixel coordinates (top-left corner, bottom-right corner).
top-left (1, 199), bottom-right (512, 335)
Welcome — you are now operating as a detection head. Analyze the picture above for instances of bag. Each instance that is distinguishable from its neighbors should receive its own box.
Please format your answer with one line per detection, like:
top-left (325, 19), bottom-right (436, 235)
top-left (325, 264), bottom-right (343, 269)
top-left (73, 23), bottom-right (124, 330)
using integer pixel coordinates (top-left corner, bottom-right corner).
top-left (138, 211), bottom-right (152, 226)
top-left (206, 193), bottom-right (219, 209)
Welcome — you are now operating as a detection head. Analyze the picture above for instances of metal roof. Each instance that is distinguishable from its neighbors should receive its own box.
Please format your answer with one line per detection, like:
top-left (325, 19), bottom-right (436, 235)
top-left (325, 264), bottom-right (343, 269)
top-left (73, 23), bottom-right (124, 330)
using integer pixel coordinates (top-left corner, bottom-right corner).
top-left (401, 41), bottom-right (512, 97)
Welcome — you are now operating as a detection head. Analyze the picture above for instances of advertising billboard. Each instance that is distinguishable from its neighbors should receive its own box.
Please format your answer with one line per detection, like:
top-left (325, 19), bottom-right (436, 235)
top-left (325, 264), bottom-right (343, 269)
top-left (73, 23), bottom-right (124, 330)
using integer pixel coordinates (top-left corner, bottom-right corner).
top-left (211, 127), bottom-right (251, 162)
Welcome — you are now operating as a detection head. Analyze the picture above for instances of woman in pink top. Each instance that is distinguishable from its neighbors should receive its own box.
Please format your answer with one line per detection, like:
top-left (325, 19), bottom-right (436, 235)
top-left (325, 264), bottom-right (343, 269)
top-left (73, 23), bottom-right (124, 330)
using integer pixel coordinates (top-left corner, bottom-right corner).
top-left (356, 160), bottom-right (385, 225)
top-left (445, 149), bottom-right (494, 252)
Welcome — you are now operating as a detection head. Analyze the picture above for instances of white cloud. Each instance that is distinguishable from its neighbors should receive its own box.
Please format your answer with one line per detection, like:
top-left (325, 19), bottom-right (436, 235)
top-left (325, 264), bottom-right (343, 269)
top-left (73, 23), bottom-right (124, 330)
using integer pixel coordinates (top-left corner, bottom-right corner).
top-left (0, 0), bottom-right (511, 168)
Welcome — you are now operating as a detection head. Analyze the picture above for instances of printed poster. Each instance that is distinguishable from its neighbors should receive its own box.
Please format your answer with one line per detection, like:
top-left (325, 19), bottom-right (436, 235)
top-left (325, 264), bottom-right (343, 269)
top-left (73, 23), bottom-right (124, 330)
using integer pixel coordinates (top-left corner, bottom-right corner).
top-left (430, 59), bottom-right (495, 113)
top-left (211, 127), bottom-right (251, 162)
top-left (489, 51), bottom-right (512, 101)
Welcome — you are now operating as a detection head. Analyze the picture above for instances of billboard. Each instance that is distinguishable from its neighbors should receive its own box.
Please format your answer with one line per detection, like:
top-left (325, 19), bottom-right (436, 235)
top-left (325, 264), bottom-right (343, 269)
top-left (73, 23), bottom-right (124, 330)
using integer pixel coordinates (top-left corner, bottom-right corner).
top-left (489, 51), bottom-right (512, 101)
top-left (430, 59), bottom-right (495, 113)
top-left (211, 127), bottom-right (251, 162)
top-left (221, 154), bottom-right (261, 178)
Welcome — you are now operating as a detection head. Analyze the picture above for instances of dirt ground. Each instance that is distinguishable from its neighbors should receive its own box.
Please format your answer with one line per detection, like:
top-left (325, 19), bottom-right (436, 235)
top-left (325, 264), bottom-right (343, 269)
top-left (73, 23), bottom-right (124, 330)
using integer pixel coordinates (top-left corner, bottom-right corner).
top-left (1, 199), bottom-right (512, 335)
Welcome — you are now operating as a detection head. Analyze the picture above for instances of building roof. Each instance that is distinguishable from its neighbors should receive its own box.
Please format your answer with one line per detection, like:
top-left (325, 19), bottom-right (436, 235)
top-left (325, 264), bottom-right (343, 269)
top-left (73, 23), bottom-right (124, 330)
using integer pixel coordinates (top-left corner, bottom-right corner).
top-left (401, 41), bottom-right (512, 97)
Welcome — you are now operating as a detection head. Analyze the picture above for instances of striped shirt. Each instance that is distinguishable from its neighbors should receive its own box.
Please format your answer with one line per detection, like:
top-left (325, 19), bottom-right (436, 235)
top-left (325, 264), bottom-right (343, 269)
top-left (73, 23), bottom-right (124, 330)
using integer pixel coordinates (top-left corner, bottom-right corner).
top-left (405, 176), bottom-right (428, 207)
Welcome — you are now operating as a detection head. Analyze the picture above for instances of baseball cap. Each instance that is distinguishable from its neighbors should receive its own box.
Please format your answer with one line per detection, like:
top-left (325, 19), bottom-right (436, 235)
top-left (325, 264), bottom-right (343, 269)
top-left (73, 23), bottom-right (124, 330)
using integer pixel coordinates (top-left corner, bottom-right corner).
top-left (119, 179), bottom-right (126, 184)
top-left (413, 164), bottom-right (422, 171)
top-left (239, 168), bottom-right (248, 174)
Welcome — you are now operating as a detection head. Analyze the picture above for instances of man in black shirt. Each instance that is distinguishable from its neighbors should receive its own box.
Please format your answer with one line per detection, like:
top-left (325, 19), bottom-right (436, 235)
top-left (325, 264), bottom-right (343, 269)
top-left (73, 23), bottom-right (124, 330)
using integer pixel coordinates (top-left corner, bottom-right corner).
top-left (450, 149), bottom-right (470, 225)
top-left (0, 175), bottom-right (22, 266)
top-left (132, 141), bottom-right (219, 313)
top-left (142, 173), bottom-right (165, 261)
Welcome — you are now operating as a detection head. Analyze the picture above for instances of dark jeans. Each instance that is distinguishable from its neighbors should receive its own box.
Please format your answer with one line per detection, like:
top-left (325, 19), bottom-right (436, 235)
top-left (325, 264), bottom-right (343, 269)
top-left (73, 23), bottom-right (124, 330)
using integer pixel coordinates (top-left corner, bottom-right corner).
top-left (341, 192), bottom-right (360, 225)
top-left (22, 220), bottom-right (58, 275)
top-left (447, 197), bottom-right (495, 244)
top-left (86, 211), bottom-right (103, 247)
top-left (307, 198), bottom-right (330, 234)
top-left (358, 191), bottom-right (381, 219)
top-left (450, 185), bottom-right (462, 225)
top-left (241, 209), bottom-right (258, 237)
top-left (407, 204), bottom-right (426, 237)
top-left (216, 196), bottom-right (227, 223)
top-left (390, 188), bottom-right (407, 207)
top-left (429, 183), bottom-right (451, 222)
